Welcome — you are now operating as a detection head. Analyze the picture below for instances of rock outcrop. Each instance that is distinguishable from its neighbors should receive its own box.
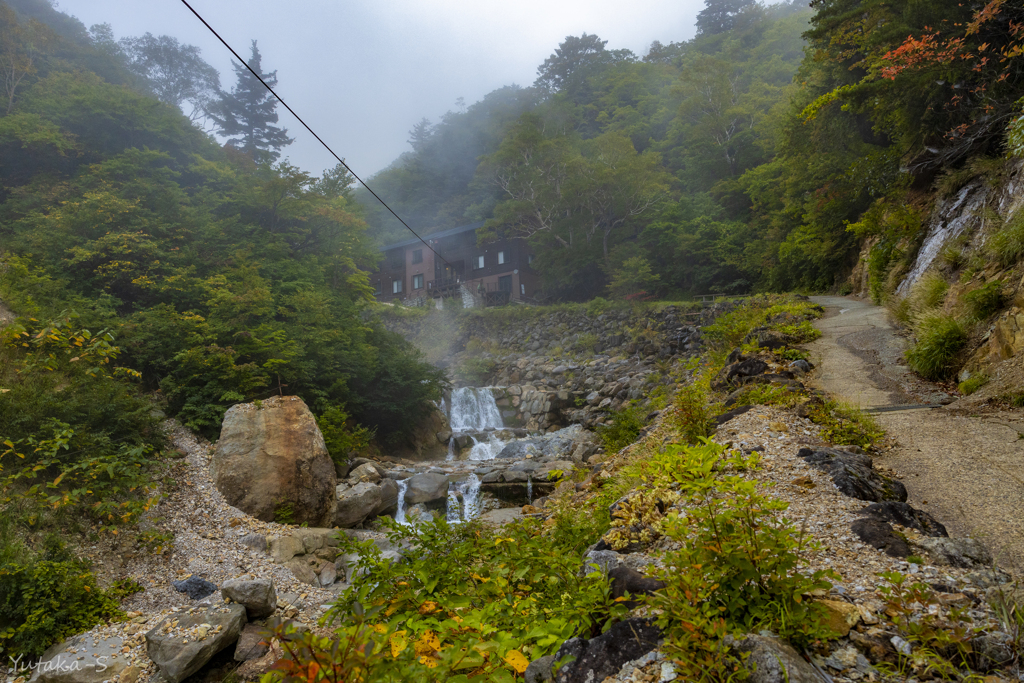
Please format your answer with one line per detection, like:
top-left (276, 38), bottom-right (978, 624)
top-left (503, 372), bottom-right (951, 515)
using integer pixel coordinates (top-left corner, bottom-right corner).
top-left (145, 602), bottom-right (247, 683)
top-left (211, 396), bottom-right (337, 526)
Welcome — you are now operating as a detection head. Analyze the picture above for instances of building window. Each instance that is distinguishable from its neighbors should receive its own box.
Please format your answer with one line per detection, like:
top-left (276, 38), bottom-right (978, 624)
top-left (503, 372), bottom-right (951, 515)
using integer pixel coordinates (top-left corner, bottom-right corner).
top-left (498, 250), bottom-right (505, 265)
top-left (528, 254), bottom-right (535, 265)
top-left (476, 255), bottom-right (485, 269)
top-left (388, 250), bottom-right (404, 269)
top-left (413, 274), bottom-right (424, 289)
top-left (392, 279), bottom-right (403, 294)
top-left (412, 249), bottom-right (423, 264)
top-left (499, 275), bottom-right (512, 291)
top-left (374, 280), bottom-right (382, 295)
top-left (520, 283), bottom-right (526, 296)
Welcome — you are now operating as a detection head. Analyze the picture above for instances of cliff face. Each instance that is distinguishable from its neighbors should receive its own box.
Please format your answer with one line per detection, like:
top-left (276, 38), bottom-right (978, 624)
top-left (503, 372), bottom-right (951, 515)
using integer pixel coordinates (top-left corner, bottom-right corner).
top-left (850, 159), bottom-right (1024, 402)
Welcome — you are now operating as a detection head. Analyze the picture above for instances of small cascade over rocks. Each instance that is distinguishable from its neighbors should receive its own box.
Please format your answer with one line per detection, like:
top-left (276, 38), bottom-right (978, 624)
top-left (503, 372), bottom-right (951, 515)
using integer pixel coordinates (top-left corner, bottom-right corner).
top-left (450, 387), bottom-right (504, 432)
top-left (448, 386), bottom-right (515, 461)
top-left (446, 474), bottom-right (483, 522)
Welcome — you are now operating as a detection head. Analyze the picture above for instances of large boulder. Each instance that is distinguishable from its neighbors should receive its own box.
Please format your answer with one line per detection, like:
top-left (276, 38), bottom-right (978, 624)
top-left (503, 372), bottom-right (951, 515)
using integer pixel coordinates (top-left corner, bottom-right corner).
top-left (374, 478), bottom-right (399, 516)
top-left (29, 633), bottom-right (129, 683)
top-left (404, 472), bottom-right (450, 505)
top-left (221, 577), bottom-right (277, 619)
top-left (146, 602), bottom-right (247, 683)
top-left (212, 396), bottom-right (337, 526)
top-left (334, 482), bottom-right (383, 528)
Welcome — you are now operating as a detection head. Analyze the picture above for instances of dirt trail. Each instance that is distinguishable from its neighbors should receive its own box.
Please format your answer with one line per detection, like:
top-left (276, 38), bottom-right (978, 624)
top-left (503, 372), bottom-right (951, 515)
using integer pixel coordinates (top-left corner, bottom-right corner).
top-left (806, 295), bottom-right (1024, 574)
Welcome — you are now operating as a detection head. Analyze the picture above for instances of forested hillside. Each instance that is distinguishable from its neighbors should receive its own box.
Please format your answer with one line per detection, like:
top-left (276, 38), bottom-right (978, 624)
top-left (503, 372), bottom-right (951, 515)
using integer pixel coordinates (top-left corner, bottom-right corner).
top-left (0, 0), bottom-right (444, 619)
top-left (359, 0), bottom-right (1024, 300)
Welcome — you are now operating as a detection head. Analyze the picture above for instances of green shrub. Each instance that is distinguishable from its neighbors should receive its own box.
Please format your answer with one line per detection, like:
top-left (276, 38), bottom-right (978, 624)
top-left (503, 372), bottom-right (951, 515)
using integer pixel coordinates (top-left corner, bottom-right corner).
top-left (316, 404), bottom-right (373, 466)
top-left (905, 313), bottom-right (968, 380)
top-left (957, 373), bottom-right (989, 395)
top-left (909, 272), bottom-right (949, 313)
top-left (303, 515), bottom-right (626, 681)
top-left (573, 332), bottom-right (598, 354)
top-left (598, 403), bottom-right (647, 453)
top-left (806, 400), bottom-right (884, 450)
top-left (963, 280), bottom-right (1005, 319)
top-left (0, 558), bottom-right (124, 658)
top-left (989, 212), bottom-right (1024, 267)
top-left (647, 444), bottom-right (837, 680)
top-left (670, 376), bottom-right (717, 444)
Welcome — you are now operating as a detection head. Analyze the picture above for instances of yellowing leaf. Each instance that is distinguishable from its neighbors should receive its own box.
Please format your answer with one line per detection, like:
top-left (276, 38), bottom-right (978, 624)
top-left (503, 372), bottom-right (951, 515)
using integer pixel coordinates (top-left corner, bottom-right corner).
top-left (503, 650), bottom-right (530, 674)
top-left (418, 600), bottom-right (439, 615)
top-left (414, 630), bottom-right (440, 656)
top-left (372, 624), bottom-right (387, 634)
top-left (389, 630), bottom-right (408, 657)
top-left (418, 655), bottom-right (438, 668)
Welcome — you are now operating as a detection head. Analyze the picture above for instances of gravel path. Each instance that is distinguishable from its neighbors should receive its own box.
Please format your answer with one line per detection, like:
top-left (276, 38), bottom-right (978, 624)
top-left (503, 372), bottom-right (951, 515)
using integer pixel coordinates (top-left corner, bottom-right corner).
top-left (806, 295), bottom-right (1024, 573)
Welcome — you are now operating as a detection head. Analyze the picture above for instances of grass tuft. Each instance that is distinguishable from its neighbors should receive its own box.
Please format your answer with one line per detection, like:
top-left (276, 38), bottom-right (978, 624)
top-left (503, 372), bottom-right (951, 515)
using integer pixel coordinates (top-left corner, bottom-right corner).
top-left (905, 313), bottom-right (968, 381)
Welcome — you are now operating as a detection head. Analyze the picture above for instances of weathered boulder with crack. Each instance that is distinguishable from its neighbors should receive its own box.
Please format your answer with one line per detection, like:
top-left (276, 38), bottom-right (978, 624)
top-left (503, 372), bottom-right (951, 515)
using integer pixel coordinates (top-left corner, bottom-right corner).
top-left (221, 577), bottom-right (277, 619)
top-left (334, 482), bottom-right (383, 527)
top-left (146, 602), bottom-right (247, 683)
top-left (553, 618), bottom-right (660, 683)
top-left (730, 634), bottom-right (821, 683)
top-left (211, 396), bottom-right (337, 526)
top-left (29, 633), bottom-right (129, 683)
top-left (404, 472), bottom-right (449, 504)
top-left (797, 447), bottom-right (907, 502)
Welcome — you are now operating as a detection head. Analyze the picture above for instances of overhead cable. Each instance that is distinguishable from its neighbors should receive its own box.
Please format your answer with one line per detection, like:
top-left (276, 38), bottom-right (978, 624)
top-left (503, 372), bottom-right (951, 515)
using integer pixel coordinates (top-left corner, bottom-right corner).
top-left (179, 0), bottom-right (455, 269)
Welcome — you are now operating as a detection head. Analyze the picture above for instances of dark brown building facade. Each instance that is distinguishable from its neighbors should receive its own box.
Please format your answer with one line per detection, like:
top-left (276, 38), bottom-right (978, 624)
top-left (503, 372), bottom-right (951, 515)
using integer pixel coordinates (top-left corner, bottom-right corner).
top-left (370, 222), bottom-right (541, 306)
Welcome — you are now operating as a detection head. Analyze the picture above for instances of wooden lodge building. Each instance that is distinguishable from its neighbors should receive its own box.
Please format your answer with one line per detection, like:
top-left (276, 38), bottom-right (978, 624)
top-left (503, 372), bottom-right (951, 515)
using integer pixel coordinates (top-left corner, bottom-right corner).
top-left (370, 222), bottom-right (541, 307)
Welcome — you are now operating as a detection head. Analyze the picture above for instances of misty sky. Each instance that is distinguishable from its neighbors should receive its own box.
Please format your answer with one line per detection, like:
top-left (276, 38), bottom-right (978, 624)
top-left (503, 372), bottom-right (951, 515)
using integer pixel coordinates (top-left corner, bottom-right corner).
top-left (54, 0), bottom-right (706, 178)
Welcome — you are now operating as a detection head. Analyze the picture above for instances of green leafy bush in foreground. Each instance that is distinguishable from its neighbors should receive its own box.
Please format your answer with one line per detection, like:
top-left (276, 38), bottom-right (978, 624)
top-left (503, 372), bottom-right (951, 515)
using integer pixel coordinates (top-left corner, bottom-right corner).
top-left (906, 313), bottom-right (968, 380)
top-left (271, 512), bottom-right (623, 681)
top-left (0, 554), bottom-right (124, 658)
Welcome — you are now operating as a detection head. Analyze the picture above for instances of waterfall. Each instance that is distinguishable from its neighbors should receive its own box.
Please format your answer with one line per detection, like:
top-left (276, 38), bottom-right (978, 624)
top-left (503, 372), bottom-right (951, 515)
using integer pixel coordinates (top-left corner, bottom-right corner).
top-left (445, 474), bottom-right (482, 522)
top-left (467, 433), bottom-right (507, 461)
top-left (448, 387), bottom-right (510, 461)
top-left (526, 474), bottom-right (533, 505)
top-left (897, 184), bottom-right (987, 295)
top-left (395, 478), bottom-right (409, 525)
top-left (450, 387), bottom-right (503, 431)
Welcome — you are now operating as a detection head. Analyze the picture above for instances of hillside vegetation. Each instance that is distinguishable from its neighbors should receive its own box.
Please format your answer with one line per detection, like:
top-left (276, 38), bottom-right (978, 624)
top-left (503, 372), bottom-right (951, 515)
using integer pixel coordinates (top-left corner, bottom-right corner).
top-left (0, 0), bottom-right (445, 650)
top-left (359, 0), bottom-right (1024, 301)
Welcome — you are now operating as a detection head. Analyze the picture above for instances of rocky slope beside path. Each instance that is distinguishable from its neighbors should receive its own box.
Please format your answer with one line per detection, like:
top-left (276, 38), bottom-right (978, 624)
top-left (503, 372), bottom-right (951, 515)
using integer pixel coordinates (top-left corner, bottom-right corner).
top-left (806, 295), bottom-right (1024, 573)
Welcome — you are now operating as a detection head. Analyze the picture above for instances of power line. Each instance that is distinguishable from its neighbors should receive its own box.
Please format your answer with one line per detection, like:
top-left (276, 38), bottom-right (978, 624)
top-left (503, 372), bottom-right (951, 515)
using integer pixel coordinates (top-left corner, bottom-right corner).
top-left (178, 0), bottom-right (455, 271)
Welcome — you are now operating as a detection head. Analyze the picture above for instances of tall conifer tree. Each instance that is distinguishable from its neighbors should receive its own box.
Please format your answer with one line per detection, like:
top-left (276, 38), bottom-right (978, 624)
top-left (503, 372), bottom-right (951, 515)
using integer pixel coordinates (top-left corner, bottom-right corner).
top-left (209, 40), bottom-right (292, 162)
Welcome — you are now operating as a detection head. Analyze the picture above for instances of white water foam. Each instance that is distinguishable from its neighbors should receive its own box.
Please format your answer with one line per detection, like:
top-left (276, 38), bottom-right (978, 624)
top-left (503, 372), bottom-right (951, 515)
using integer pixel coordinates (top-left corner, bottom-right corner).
top-left (450, 387), bottom-right (504, 431)
top-left (394, 478), bottom-right (409, 525)
top-left (446, 474), bottom-right (482, 522)
top-left (897, 184), bottom-right (986, 296)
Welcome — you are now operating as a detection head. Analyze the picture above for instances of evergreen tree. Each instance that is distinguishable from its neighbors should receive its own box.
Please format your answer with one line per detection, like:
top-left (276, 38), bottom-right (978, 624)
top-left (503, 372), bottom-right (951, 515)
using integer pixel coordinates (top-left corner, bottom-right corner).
top-left (208, 40), bottom-right (292, 162)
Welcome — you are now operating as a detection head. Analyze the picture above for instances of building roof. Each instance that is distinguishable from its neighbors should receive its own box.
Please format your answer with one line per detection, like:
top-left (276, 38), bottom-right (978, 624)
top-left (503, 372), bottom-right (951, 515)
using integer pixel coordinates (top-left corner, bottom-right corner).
top-left (379, 221), bottom-right (486, 252)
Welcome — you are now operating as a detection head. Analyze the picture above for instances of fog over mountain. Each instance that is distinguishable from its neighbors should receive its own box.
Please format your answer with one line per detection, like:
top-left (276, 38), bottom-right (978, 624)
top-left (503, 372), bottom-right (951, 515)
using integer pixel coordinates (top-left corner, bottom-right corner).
top-left (54, 0), bottom-right (706, 176)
